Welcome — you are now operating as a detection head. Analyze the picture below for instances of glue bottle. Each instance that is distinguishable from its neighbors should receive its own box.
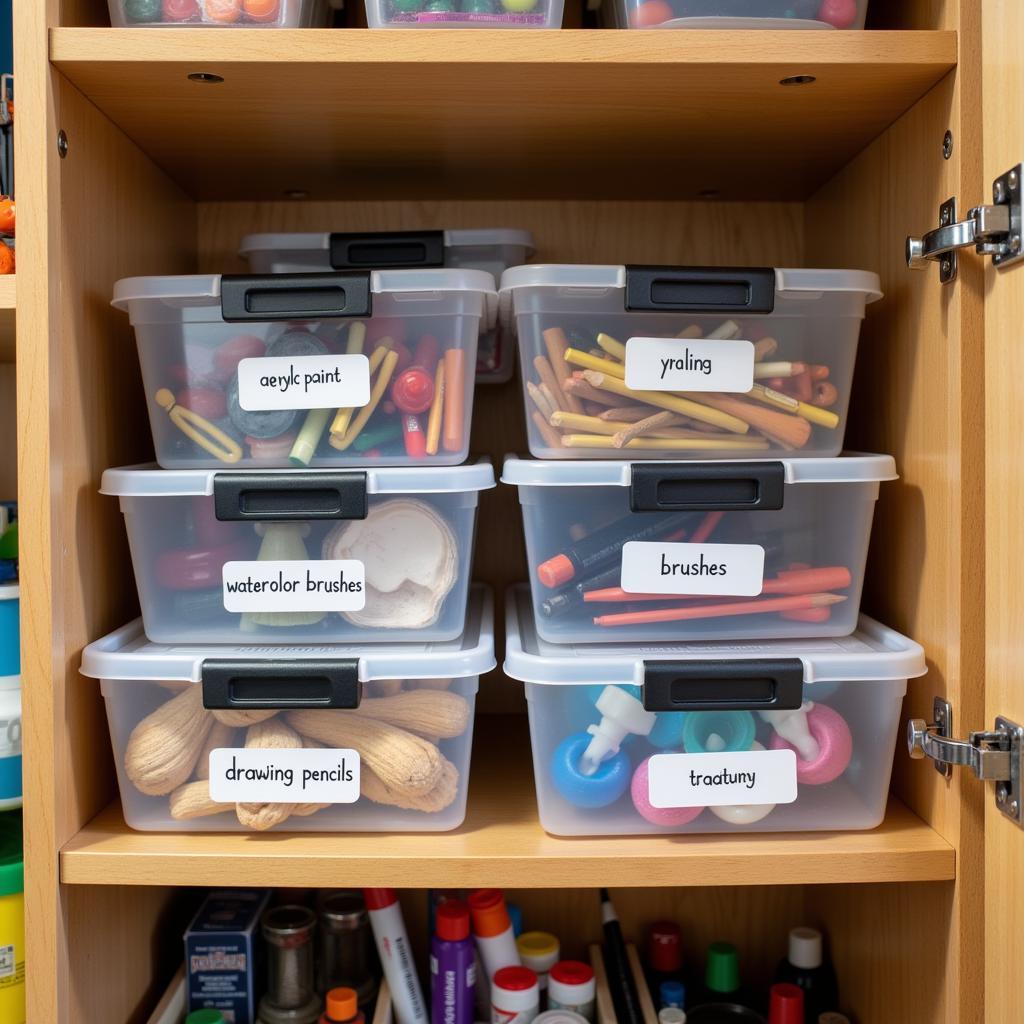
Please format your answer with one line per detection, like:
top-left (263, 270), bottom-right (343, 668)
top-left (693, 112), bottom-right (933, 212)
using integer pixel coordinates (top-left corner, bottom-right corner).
top-left (431, 899), bottom-right (476, 1024)
top-left (470, 890), bottom-right (522, 983)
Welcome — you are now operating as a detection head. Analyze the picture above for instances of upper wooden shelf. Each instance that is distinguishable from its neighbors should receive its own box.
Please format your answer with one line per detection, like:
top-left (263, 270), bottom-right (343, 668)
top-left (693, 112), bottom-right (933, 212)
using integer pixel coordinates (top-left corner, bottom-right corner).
top-left (50, 29), bottom-right (956, 201)
top-left (61, 718), bottom-right (955, 889)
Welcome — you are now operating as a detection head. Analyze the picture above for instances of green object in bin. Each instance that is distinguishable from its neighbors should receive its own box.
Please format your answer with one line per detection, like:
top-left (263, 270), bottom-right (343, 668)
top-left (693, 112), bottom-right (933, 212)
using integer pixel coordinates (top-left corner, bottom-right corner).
top-left (706, 941), bottom-right (740, 996)
top-left (186, 1011), bottom-right (226, 1024)
top-left (0, 810), bottom-right (23, 897)
top-left (123, 0), bottom-right (163, 21)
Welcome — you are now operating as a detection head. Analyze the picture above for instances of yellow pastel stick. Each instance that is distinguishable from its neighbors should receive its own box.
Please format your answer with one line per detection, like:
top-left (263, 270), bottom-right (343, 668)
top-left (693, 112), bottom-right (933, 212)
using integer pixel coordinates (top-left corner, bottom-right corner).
top-left (331, 345), bottom-right (388, 438)
top-left (747, 383), bottom-right (840, 429)
top-left (560, 434), bottom-right (768, 451)
top-left (346, 321), bottom-right (367, 354)
top-left (330, 349), bottom-right (399, 451)
top-left (596, 333), bottom-right (626, 361)
top-left (425, 360), bottom-right (446, 456)
top-left (155, 389), bottom-right (242, 464)
top-left (564, 347), bottom-right (626, 378)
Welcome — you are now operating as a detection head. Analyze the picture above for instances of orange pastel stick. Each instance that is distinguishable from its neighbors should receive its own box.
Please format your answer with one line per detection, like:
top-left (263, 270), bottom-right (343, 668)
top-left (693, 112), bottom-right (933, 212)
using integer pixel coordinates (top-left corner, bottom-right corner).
top-left (593, 592), bottom-right (846, 627)
top-left (442, 348), bottom-right (466, 453)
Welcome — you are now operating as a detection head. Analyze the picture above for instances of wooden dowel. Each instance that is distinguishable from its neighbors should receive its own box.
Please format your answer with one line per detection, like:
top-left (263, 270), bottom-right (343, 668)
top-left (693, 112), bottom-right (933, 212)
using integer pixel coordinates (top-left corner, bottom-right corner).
top-left (542, 327), bottom-right (584, 413)
top-left (560, 434), bottom-right (769, 451)
top-left (679, 392), bottom-right (811, 449)
top-left (532, 410), bottom-right (565, 450)
top-left (534, 355), bottom-right (570, 412)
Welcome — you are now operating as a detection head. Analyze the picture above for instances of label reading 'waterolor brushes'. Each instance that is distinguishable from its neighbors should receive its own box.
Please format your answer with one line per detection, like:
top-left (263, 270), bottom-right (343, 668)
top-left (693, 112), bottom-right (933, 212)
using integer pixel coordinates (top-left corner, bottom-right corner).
top-left (620, 541), bottom-right (765, 597)
top-left (237, 353), bottom-right (371, 411)
top-left (648, 750), bottom-right (798, 808)
top-left (208, 748), bottom-right (361, 803)
top-left (625, 337), bottom-right (755, 393)
top-left (222, 560), bottom-right (366, 613)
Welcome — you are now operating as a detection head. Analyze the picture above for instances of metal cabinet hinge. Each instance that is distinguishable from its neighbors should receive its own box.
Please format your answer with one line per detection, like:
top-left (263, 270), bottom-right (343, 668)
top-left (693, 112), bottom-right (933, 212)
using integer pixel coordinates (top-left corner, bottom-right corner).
top-left (906, 164), bottom-right (1024, 282)
top-left (908, 697), bottom-right (1024, 828)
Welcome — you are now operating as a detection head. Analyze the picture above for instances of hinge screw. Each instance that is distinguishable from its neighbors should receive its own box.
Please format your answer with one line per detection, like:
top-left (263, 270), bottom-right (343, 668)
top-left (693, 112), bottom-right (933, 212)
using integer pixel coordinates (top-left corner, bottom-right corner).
top-left (1013, 235), bottom-right (1022, 252)
top-left (943, 131), bottom-right (953, 159)
top-left (997, 782), bottom-right (1008, 803)
top-left (1011, 799), bottom-right (1020, 816)
top-left (57, 129), bottom-right (68, 159)
top-left (1010, 170), bottom-right (1019, 190)
top-left (940, 208), bottom-right (950, 225)
top-left (941, 258), bottom-right (952, 275)
top-left (995, 180), bottom-right (1007, 203)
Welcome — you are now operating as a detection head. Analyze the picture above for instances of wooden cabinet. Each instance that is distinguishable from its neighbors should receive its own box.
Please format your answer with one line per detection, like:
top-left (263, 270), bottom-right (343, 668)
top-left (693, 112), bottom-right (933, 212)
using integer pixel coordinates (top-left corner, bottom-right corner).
top-left (11, 0), bottom-right (1021, 1021)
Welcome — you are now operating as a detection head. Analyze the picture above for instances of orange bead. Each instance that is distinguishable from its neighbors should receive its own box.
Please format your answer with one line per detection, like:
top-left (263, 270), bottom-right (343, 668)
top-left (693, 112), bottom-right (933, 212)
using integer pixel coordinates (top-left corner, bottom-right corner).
top-left (629, 0), bottom-right (672, 26)
top-left (0, 198), bottom-right (14, 236)
top-left (0, 245), bottom-right (14, 276)
top-left (243, 0), bottom-right (280, 19)
top-left (203, 0), bottom-right (242, 21)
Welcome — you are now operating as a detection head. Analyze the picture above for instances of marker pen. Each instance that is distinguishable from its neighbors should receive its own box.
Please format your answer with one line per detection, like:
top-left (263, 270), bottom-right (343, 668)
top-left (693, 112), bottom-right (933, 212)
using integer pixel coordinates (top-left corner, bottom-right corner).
top-left (469, 890), bottom-right (522, 984)
top-left (363, 890), bottom-right (427, 1024)
top-left (599, 890), bottom-right (643, 1024)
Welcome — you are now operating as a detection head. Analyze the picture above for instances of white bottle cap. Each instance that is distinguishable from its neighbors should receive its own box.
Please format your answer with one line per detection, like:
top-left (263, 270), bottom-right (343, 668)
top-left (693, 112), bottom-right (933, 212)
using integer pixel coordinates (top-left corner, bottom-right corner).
top-left (658, 1010), bottom-right (686, 1024)
top-left (788, 926), bottom-right (823, 970)
top-left (533, 1013), bottom-right (590, 1024)
top-left (582, 686), bottom-right (656, 772)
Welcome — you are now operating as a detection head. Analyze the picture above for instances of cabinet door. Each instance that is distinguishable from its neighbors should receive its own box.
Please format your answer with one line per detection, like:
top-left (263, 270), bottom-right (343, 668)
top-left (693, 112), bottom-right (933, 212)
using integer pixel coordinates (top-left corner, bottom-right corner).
top-left (984, 4), bottom-right (1024, 1022)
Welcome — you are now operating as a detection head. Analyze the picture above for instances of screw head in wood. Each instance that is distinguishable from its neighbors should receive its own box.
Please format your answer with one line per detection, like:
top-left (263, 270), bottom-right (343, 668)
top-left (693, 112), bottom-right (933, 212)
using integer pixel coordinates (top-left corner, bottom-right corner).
top-left (943, 131), bottom-right (953, 159)
top-left (779, 75), bottom-right (816, 86)
top-left (57, 129), bottom-right (68, 158)
top-left (187, 72), bottom-right (225, 84)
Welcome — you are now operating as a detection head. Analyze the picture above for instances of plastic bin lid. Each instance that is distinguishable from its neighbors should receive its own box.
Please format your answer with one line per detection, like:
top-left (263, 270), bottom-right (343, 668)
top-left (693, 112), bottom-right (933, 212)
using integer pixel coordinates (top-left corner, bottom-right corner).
top-left (0, 810), bottom-right (23, 897)
top-left (102, 459), bottom-right (496, 498)
top-left (503, 586), bottom-right (925, 687)
top-left (81, 586), bottom-right (496, 684)
top-left (498, 265), bottom-right (883, 302)
top-left (239, 229), bottom-right (536, 258)
top-left (501, 453), bottom-right (897, 487)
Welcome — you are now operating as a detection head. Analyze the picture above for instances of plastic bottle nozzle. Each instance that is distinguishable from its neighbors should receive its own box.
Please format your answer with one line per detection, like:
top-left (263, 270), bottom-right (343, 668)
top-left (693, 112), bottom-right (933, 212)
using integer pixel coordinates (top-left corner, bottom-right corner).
top-left (392, 367), bottom-right (435, 415)
top-left (760, 701), bottom-right (820, 761)
top-left (581, 686), bottom-right (657, 773)
top-left (705, 942), bottom-right (739, 995)
top-left (326, 988), bottom-right (359, 1023)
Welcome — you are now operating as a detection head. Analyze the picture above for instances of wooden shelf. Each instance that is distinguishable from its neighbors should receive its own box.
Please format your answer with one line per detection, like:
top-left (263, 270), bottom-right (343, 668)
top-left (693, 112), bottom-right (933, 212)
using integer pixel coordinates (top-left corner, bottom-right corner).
top-left (49, 28), bottom-right (956, 200)
top-left (0, 276), bottom-right (14, 362)
top-left (61, 718), bottom-right (955, 889)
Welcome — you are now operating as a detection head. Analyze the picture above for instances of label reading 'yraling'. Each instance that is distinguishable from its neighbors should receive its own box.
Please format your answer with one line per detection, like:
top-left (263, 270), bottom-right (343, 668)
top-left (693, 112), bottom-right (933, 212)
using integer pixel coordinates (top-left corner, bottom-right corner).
top-left (237, 353), bottom-right (371, 411)
top-left (208, 747), bottom-right (361, 804)
top-left (620, 541), bottom-right (765, 597)
top-left (648, 749), bottom-right (798, 808)
top-left (624, 337), bottom-right (755, 393)
top-left (222, 560), bottom-right (366, 613)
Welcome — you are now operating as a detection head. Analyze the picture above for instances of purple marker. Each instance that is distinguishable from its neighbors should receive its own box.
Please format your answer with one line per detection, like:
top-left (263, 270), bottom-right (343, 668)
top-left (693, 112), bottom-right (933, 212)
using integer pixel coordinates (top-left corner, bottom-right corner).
top-left (432, 899), bottom-right (476, 1024)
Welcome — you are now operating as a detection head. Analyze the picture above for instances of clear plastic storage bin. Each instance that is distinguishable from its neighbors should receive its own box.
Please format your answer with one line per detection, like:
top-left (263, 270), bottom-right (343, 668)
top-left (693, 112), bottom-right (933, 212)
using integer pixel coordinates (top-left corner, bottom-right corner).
top-left (239, 229), bottom-right (535, 383)
top-left (109, 0), bottom-right (330, 26)
top-left (365, 0), bottom-right (563, 26)
top-left (504, 586), bottom-right (924, 837)
top-left (103, 461), bottom-right (494, 644)
top-left (112, 270), bottom-right (496, 468)
top-left (80, 587), bottom-right (494, 833)
top-left (503, 454), bottom-right (894, 644)
top-left (500, 265), bottom-right (881, 460)
top-left (608, 0), bottom-right (867, 29)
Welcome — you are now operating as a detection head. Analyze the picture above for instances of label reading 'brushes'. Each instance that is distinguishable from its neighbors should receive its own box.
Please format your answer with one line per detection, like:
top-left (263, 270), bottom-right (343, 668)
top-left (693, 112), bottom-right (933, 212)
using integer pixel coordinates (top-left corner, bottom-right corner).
top-left (222, 560), bottom-right (366, 613)
top-left (620, 541), bottom-right (765, 596)
top-left (648, 750), bottom-right (797, 808)
top-left (208, 747), bottom-right (361, 804)
top-left (237, 353), bottom-right (371, 411)
top-left (624, 337), bottom-right (755, 393)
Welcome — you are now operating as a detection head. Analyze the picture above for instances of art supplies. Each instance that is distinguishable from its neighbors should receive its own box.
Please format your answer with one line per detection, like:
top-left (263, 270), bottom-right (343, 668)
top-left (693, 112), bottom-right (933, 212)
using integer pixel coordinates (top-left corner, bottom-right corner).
top-left (432, 899), bottom-right (476, 1024)
top-left (647, 923), bottom-right (685, 1006)
top-left (774, 928), bottom-right (838, 1023)
top-left (614, 0), bottom-right (868, 30)
top-left (259, 906), bottom-right (322, 1024)
top-left (317, 892), bottom-right (379, 1005)
top-left (320, 988), bottom-right (365, 1024)
top-left (0, 812), bottom-right (24, 1024)
top-left (492, 967), bottom-right (541, 1024)
top-left (517, 933), bottom-right (560, 997)
top-left (767, 985), bottom-right (804, 1024)
top-left (547, 962), bottom-right (596, 1021)
top-left (599, 891), bottom-right (644, 1024)
top-left (470, 890), bottom-right (522, 984)
top-left (364, 891), bottom-right (428, 1024)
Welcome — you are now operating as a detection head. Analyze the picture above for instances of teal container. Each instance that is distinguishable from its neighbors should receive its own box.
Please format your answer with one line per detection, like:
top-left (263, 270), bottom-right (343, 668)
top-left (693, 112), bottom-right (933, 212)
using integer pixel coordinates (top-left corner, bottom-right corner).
top-left (0, 585), bottom-right (18, 677)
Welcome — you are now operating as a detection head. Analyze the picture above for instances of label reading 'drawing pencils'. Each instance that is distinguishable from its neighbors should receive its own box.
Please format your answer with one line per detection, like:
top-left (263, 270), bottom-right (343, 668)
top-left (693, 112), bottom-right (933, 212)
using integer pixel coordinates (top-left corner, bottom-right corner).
top-left (620, 541), bottom-right (765, 597)
top-left (624, 337), bottom-right (755, 393)
top-left (237, 353), bottom-right (371, 411)
top-left (222, 560), bottom-right (366, 613)
top-left (208, 747), bottom-right (361, 803)
top-left (648, 750), bottom-right (797, 808)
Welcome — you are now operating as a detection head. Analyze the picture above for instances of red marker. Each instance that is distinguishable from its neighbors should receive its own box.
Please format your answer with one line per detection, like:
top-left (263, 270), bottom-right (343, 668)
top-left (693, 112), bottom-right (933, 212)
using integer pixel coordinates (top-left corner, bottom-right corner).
top-left (401, 414), bottom-right (427, 458)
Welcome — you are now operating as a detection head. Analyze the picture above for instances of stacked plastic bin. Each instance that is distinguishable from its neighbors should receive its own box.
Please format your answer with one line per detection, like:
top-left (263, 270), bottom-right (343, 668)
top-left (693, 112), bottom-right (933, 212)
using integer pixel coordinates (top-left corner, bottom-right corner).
top-left (80, 266), bottom-right (499, 832)
top-left (499, 264), bottom-right (926, 836)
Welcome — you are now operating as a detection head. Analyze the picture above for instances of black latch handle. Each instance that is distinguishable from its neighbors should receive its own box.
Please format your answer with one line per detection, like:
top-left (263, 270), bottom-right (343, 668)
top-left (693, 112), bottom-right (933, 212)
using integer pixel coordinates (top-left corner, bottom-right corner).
top-left (202, 659), bottom-right (361, 711)
top-left (220, 273), bottom-right (372, 322)
top-left (329, 231), bottom-right (445, 269)
top-left (213, 471), bottom-right (368, 522)
top-left (630, 462), bottom-right (785, 512)
top-left (625, 266), bottom-right (775, 314)
top-left (642, 659), bottom-right (804, 713)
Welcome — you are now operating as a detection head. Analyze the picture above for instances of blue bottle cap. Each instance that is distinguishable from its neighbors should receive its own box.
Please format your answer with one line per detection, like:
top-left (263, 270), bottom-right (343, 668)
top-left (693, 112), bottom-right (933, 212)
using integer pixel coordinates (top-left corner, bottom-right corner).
top-left (508, 903), bottom-right (523, 937)
top-left (660, 981), bottom-right (685, 1009)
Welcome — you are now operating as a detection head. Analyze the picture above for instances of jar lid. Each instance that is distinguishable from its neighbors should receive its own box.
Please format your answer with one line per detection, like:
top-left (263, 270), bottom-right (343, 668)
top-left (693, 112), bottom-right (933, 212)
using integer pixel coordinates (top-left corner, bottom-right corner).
top-left (0, 809), bottom-right (24, 897)
top-left (494, 967), bottom-right (538, 992)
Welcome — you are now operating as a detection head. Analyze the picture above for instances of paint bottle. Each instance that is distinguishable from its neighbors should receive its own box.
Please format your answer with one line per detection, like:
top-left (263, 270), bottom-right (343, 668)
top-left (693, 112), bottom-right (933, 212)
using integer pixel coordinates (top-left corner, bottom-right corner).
top-left (659, 1010), bottom-right (687, 1024)
top-left (492, 966), bottom-right (540, 1024)
top-left (547, 961), bottom-right (596, 1022)
top-left (431, 899), bottom-right (476, 1024)
top-left (646, 922), bottom-right (685, 1005)
top-left (186, 1012), bottom-right (226, 1024)
top-left (517, 932), bottom-right (560, 999)
top-left (767, 984), bottom-right (803, 1024)
top-left (363, 890), bottom-right (428, 1024)
top-left (321, 988), bottom-right (365, 1024)
top-left (774, 928), bottom-right (838, 1024)
top-left (469, 890), bottom-right (522, 983)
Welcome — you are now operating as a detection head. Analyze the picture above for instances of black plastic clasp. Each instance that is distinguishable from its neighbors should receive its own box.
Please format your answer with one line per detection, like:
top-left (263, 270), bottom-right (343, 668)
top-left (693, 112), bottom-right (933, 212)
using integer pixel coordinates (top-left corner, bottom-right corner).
top-left (220, 273), bottom-right (372, 322)
top-left (642, 659), bottom-right (804, 713)
top-left (624, 266), bottom-right (775, 314)
top-left (213, 471), bottom-right (368, 522)
top-left (202, 659), bottom-right (361, 711)
top-left (629, 462), bottom-right (785, 513)
top-left (329, 231), bottom-right (446, 269)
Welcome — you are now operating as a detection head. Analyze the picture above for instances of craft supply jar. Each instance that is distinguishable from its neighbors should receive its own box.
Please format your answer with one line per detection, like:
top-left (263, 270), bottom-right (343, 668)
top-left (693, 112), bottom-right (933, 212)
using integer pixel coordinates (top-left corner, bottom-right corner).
top-left (499, 265), bottom-right (880, 461)
top-left (79, 587), bottom-right (494, 834)
top-left (102, 461), bottom-right (493, 644)
top-left (112, 270), bottom-right (496, 469)
top-left (502, 454), bottom-right (893, 644)
top-left (0, 676), bottom-right (21, 811)
top-left (607, 0), bottom-right (868, 30)
top-left (0, 811), bottom-right (23, 1024)
top-left (504, 586), bottom-right (924, 838)
top-left (109, 0), bottom-right (332, 27)
top-left (239, 230), bottom-right (535, 383)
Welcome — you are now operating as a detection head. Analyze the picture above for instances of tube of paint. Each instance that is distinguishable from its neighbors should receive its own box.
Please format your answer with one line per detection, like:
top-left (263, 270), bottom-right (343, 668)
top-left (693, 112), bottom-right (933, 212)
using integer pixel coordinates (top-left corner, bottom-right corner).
top-left (431, 899), bottom-right (476, 1024)
top-left (469, 890), bottom-right (522, 984)
top-left (363, 890), bottom-right (427, 1024)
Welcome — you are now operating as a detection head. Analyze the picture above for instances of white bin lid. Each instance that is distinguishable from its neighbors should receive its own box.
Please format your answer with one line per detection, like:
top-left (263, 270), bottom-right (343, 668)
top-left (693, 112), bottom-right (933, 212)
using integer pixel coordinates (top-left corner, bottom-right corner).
top-left (498, 265), bottom-right (883, 302)
top-left (81, 586), bottom-right (495, 684)
top-left (503, 585), bottom-right (925, 687)
top-left (501, 453), bottom-right (897, 487)
top-left (102, 459), bottom-right (496, 498)
top-left (239, 229), bottom-right (536, 260)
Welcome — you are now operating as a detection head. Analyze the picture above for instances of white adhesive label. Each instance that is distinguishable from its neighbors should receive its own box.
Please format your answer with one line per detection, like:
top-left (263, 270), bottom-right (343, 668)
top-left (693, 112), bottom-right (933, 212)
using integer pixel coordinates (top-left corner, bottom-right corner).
top-left (625, 337), bottom-right (754, 393)
top-left (208, 747), bottom-right (360, 803)
top-left (222, 560), bottom-right (366, 613)
top-left (237, 353), bottom-right (371, 411)
top-left (648, 749), bottom-right (798, 808)
top-left (620, 541), bottom-right (765, 597)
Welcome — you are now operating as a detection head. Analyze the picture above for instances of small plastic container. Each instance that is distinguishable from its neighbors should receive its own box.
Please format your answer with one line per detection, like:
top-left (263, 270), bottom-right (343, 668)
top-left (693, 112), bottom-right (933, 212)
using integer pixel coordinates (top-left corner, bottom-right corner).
top-left (109, 0), bottom-right (330, 26)
top-left (500, 265), bottom-right (880, 461)
top-left (504, 585), bottom-right (925, 837)
top-left (609, 0), bottom-right (868, 29)
top-left (503, 454), bottom-right (894, 644)
top-left (0, 676), bottom-right (20, 811)
top-left (79, 587), bottom-right (494, 834)
top-left (365, 0), bottom-right (563, 27)
top-left (112, 270), bottom-right (496, 469)
top-left (239, 229), bottom-right (536, 383)
top-left (103, 461), bottom-right (494, 644)
top-left (0, 583), bottom-right (18, 676)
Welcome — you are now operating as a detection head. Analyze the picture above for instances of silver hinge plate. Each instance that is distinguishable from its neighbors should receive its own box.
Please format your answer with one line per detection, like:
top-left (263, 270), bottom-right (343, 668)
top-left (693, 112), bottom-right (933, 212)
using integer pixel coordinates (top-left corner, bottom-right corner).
top-left (907, 698), bottom-right (1024, 828)
top-left (906, 164), bottom-right (1024, 282)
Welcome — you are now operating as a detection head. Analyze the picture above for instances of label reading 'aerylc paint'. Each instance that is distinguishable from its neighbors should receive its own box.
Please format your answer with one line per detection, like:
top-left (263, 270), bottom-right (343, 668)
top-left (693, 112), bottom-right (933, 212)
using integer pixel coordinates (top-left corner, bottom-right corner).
top-left (620, 541), bottom-right (765, 597)
top-left (237, 353), bottom-right (371, 411)
top-left (625, 337), bottom-right (755, 393)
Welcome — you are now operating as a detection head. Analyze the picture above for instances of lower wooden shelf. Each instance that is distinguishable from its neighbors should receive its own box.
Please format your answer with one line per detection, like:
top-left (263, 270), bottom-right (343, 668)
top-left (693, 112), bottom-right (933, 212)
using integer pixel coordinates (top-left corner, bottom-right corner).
top-left (60, 719), bottom-right (955, 889)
